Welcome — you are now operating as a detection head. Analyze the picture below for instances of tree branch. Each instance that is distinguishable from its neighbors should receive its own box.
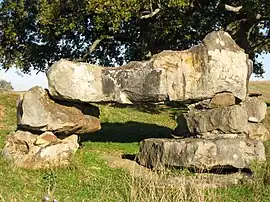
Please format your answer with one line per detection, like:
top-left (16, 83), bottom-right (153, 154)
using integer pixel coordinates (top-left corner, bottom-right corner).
top-left (89, 35), bottom-right (113, 54)
top-left (140, 8), bottom-right (161, 19)
top-left (78, 35), bottom-right (113, 61)
top-left (88, 33), bottom-right (136, 54)
top-left (224, 4), bottom-right (243, 13)
top-left (79, 34), bottom-right (137, 62)
top-left (251, 37), bottom-right (270, 52)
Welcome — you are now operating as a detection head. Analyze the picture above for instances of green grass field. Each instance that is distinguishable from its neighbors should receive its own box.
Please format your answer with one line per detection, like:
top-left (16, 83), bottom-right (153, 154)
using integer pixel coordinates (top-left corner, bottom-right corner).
top-left (0, 84), bottom-right (270, 201)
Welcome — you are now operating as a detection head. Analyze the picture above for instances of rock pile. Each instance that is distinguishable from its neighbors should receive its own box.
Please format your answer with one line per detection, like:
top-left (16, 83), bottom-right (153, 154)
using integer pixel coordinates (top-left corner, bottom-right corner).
top-left (173, 92), bottom-right (268, 141)
top-left (137, 92), bottom-right (268, 171)
top-left (137, 32), bottom-right (268, 172)
top-left (3, 87), bottom-right (101, 169)
top-left (3, 131), bottom-right (79, 169)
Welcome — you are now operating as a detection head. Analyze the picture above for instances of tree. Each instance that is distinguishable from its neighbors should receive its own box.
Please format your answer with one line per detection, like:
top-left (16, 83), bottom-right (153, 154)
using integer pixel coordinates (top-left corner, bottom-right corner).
top-left (0, 79), bottom-right (13, 91)
top-left (0, 0), bottom-right (269, 76)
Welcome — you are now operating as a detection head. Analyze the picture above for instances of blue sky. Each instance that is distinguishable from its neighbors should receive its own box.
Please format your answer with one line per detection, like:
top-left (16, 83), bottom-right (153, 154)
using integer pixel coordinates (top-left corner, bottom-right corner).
top-left (251, 53), bottom-right (270, 81)
top-left (0, 68), bottom-right (48, 91)
top-left (0, 53), bottom-right (270, 91)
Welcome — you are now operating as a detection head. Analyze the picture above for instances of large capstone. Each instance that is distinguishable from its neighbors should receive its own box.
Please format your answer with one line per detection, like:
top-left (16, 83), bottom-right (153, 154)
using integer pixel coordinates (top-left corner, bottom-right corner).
top-left (137, 138), bottom-right (265, 170)
top-left (47, 31), bottom-right (250, 103)
top-left (17, 86), bottom-right (101, 135)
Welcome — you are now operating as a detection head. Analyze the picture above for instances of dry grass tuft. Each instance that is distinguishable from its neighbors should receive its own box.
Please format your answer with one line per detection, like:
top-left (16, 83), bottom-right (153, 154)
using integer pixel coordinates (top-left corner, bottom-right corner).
top-left (126, 171), bottom-right (225, 202)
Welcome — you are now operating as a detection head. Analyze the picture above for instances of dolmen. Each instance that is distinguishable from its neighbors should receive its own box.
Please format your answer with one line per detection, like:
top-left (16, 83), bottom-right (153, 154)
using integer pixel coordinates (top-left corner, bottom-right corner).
top-left (2, 30), bottom-right (268, 171)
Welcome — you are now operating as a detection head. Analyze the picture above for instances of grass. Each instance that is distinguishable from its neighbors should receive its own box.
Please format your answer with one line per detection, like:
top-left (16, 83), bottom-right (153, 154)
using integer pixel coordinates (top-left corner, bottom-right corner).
top-left (249, 81), bottom-right (270, 104)
top-left (0, 91), bottom-right (270, 201)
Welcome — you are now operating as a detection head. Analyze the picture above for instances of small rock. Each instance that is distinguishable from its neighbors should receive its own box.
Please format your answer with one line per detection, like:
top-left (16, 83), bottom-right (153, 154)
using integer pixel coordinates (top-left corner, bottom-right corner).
top-left (210, 92), bottom-right (236, 108)
top-left (34, 132), bottom-right (58, 146)
top-left (247, 123), bottom-right (270, 141)
top-left (248, 117), bottom-right (259, 123)
top-left (243, 95), bottom-right (267, 123)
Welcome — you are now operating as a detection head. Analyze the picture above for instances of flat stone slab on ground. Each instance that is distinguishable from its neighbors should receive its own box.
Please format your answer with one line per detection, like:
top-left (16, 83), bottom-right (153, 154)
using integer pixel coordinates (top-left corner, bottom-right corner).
top-left (137, 138), bottom-right (265, 170)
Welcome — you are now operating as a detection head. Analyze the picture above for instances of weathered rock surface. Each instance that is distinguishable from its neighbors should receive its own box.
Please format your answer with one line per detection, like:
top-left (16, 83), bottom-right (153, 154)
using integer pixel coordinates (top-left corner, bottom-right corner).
top-left (247, 123), bottom-right (270, 141)
top-left (243, 95), bottom-right (267, 123)
top-left (209, 92), bottom-right (236, 108)
top-left (186, 92), bottom-right (237, 111)
top-left (48, 31), bottom-right (249, 103)
top-left (173, 94), bottom-right (268, 139)
top-left (196, 131), bottom-right (247, 139)
top-left (2, 130), bottom-right (79, 169)
top-left (137, 138), bottom-right (265, 170)
top-left (183, 105), bottom-right (248, 135)
top-left (17, 86), bottom-right (101, 135)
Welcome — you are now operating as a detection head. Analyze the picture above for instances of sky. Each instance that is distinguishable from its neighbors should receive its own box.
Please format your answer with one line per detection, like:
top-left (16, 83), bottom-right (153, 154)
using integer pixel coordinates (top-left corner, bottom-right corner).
top-left (251, 53), bottom-right (270, 81)
top-left (0, 53), bottom-right (270, 91)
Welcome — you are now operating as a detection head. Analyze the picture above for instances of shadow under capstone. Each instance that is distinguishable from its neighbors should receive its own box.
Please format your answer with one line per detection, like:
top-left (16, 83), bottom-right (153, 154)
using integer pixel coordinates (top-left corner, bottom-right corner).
top-left (98, 101), bottom-right (188, 115)
top-left (79, 121), bottom-right (172, 143)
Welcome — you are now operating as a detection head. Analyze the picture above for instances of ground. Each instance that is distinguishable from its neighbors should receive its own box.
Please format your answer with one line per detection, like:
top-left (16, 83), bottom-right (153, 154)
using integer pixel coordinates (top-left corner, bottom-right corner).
top-left (0, 82), bottom-right (269, 201)
top-left (249, 81), bottom-right (270, 103)
top-left (0, 105), bottom-right (4, 129)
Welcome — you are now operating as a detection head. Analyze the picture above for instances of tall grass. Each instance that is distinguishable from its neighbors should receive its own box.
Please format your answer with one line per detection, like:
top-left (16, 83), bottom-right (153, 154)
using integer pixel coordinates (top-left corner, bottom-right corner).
top-left (127, 173), bottom-right (219, 202)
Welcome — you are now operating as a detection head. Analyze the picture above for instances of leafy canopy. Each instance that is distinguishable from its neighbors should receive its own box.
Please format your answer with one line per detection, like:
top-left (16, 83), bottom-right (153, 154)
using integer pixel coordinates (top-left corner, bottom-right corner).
top-left (0, 0), bottom-right (269, 75)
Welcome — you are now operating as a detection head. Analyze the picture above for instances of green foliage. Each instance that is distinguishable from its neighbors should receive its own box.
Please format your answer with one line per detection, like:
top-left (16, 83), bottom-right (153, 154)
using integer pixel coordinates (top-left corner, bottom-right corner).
top-left (0, 0), bottom-right (188, 72)
top-left (1, 0), bottom-right (269, 75)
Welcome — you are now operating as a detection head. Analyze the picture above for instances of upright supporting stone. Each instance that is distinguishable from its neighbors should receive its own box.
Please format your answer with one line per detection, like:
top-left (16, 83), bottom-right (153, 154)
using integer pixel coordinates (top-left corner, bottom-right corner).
top-left (17, 86), bottom-right (101, 135)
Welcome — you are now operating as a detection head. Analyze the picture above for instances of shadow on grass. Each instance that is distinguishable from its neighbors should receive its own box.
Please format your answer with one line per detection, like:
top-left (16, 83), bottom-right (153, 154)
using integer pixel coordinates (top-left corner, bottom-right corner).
top-left (80, 121), bottom-right (172, 143)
